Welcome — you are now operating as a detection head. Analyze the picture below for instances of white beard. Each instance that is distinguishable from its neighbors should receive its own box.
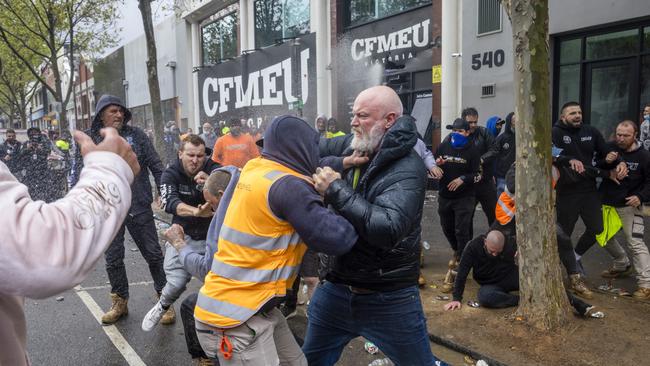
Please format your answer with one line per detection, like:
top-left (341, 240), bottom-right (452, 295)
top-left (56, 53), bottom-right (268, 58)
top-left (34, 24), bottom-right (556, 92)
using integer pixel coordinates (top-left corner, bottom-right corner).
top-left (350, 124), bottom-right (385, 154)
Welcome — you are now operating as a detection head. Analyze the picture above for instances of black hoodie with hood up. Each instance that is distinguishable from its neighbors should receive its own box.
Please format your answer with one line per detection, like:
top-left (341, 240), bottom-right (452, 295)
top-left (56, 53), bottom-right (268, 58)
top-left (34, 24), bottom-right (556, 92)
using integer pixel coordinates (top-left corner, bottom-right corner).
top-left (483, 112), bottom-right (516, 178)
top-left (319, 115), bottom-right (428, 291)
top-left (261, 115), bottom-right (358, 257)
top-left (73, 95), bottom-right (164, 214)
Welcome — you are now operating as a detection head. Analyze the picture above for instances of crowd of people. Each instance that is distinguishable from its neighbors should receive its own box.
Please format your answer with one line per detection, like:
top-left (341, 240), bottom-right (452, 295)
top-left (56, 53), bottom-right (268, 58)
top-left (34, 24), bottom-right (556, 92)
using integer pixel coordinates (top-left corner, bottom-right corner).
top-left (0, 126), bottom-right (72, 202)
top-left (2, 90), bottom-right (650, 366)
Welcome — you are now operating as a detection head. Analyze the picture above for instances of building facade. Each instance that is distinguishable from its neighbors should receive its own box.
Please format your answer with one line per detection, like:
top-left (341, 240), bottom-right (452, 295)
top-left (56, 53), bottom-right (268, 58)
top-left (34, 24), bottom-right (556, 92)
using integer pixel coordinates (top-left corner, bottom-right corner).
top-left (459, 0), bottom-right (650, 139)
top-left (181, 0), bottom-right (440, 144)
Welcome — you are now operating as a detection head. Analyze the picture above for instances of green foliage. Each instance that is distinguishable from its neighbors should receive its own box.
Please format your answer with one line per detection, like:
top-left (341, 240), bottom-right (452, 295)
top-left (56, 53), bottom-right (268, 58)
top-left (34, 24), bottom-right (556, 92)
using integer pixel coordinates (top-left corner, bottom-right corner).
top-left (0, 0), bottom-right (121, 128)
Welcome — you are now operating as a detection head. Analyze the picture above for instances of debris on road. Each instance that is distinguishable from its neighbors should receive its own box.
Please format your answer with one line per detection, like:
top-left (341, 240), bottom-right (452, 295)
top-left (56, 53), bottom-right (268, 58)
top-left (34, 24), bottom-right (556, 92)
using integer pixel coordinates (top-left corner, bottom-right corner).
top-left (55, 296), bottom-right (64, 302)
top-left (364, 341), bottom-right (379, 354)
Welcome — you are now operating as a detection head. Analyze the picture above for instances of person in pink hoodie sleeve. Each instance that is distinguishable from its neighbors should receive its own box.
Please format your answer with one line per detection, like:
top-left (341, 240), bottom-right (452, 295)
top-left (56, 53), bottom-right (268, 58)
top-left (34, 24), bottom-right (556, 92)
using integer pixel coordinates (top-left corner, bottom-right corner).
top-left (0, 127), bottom-right (140, 366)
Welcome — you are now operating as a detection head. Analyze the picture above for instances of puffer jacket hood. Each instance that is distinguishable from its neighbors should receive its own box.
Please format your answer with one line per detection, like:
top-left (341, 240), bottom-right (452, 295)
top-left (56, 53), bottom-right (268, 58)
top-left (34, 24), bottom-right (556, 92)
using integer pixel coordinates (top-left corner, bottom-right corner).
top-left (320, 114), bottom-right (426, 290)
top-left (261, 115), bottom-right (319, 176)
top-left (485, 116), bottom-right (501, 137)
top-left (91, 95), bottom-right (132, 134)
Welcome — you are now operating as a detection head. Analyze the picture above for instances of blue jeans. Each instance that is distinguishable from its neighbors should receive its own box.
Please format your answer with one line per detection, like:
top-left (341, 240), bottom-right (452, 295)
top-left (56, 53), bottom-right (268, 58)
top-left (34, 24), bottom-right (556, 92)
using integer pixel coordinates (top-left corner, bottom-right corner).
top-left (302, 282), bottom-right (446, 366)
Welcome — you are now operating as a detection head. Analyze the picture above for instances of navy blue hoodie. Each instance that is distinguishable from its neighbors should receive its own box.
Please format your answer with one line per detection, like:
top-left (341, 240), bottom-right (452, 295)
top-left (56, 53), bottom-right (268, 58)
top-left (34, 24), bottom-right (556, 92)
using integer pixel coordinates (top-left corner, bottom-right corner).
top-left (73, 95), bottom-right (164, 214)
top-left (263, 115), bottom-right (358, 256)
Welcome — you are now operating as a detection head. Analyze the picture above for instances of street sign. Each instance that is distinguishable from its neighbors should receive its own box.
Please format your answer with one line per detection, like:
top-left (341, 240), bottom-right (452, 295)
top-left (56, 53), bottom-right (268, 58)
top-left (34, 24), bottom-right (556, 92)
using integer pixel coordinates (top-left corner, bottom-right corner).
top-left (432, 65), bottom-right (442, 84)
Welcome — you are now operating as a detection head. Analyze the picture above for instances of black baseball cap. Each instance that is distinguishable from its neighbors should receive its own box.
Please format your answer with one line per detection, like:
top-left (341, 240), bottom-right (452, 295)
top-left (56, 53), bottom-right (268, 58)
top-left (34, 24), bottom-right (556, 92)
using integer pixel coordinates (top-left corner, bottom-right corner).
top-left (446, 118), bottom-right (470, 131)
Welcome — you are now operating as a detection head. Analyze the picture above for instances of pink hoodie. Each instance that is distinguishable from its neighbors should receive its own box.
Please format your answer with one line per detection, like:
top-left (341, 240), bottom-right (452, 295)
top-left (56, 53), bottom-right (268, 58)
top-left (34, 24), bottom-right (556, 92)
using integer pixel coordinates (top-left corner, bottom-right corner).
top-left (0, 151), bottom-right (134, 365)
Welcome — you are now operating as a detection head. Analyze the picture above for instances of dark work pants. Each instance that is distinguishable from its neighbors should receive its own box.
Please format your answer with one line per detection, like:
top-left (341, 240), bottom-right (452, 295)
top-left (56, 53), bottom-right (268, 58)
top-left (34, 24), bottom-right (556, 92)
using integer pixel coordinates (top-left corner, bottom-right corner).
top-left (104, 209), bottom-right (166, 298)
top-left (180, 293), bottom-right (220, 363)
top-left (438, 195), bottom-right (475, 258)
top-left (470, 179), bottom-right (497, 239)
top-left (556, 191), bottom-right (603, 256)
top-left (283, 275), bottom-right (301, 309)
top-left (478, 271), bottom-right (591, 315)
top-left (557, 224), bottom-right (579, 275)
top-left (477, 270), bottom-right (520, 308)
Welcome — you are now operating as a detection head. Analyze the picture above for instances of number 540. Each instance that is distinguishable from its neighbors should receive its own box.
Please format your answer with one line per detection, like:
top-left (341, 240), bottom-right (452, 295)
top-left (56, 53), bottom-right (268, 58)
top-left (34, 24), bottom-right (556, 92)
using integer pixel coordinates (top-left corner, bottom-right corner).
top-left (471, 49), bottom-right (505, 70)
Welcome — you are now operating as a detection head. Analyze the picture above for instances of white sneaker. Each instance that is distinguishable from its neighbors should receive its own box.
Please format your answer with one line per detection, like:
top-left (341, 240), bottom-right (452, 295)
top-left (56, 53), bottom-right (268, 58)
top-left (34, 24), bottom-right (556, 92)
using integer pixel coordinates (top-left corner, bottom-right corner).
top-left (142, 301), bottom-right (166, 332)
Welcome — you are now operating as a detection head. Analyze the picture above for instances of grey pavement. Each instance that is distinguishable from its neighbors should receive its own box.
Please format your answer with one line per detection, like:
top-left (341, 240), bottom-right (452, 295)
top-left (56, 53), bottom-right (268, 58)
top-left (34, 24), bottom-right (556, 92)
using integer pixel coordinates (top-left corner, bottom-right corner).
top-left (24, 195), bottom-right (646, 365)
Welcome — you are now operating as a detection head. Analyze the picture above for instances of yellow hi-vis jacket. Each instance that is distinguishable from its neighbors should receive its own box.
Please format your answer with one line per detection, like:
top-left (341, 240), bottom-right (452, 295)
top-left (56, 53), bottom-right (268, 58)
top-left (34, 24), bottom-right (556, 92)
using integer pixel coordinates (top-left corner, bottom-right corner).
top-left (194, 157), bottom-right (308, 328)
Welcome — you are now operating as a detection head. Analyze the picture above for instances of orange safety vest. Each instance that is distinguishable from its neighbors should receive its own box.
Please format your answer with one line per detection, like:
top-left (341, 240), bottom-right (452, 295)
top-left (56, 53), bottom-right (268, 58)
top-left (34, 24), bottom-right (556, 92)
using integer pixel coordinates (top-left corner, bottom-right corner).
top-left (194, 157), bottom-right (308, 328)
top-left (495, 189), bottom-right (516, 225)
top-left (495, 165), bottom-right (560, 225)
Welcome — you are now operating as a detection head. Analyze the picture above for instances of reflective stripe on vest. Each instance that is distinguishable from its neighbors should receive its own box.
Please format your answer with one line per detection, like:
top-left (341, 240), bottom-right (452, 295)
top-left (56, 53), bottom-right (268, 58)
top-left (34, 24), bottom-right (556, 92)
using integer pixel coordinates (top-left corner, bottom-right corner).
top-left (496, 189), bottom-right (516, 225)
top-left (195, 157), bottom-right (308, 328)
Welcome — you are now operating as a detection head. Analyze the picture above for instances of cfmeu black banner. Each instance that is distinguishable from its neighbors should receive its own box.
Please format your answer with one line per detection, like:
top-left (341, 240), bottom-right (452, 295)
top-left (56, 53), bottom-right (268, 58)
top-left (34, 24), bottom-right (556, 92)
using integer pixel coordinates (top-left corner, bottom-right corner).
top-left (335, 6), bottom-right (433, 123)
top-left (198, 33), bottom-right (316, 128)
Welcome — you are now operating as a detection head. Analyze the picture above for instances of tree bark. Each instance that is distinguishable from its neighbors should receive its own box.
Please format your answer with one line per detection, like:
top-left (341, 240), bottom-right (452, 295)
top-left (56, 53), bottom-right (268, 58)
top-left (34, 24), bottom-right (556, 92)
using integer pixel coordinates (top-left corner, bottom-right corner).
top-left (138, 0), bottom-right (166, 158)
top-left (503, 0), bottom-right (571, 331)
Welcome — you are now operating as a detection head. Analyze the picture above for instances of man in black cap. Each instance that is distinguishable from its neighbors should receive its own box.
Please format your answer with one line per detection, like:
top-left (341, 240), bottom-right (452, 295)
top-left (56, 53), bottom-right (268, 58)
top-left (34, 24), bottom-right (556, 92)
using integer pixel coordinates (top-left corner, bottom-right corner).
top-left (73, 95), bottom-right (168, 324)
top-left (434, 118), bottom-right (481, 293)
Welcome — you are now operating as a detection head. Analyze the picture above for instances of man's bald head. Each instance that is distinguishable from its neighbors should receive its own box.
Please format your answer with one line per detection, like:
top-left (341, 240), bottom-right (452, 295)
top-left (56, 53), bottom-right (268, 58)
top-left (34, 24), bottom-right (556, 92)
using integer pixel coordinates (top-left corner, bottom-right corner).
top-left (350, 86), bottom-right (404, 154)
top-left (484, 230), bottom-right (505, 256)
top-left (355, 85), bottom-right (403, 118)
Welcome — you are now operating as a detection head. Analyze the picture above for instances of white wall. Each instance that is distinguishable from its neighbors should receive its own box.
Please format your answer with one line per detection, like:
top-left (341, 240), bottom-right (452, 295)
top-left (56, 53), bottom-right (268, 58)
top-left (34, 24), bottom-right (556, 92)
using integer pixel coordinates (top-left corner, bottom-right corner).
top-left (549, 0), bottom-right (650, 35)
top-left (123, 16), bottom-right (191, 121)
top-left (461, 1), bottom-right (514, 122)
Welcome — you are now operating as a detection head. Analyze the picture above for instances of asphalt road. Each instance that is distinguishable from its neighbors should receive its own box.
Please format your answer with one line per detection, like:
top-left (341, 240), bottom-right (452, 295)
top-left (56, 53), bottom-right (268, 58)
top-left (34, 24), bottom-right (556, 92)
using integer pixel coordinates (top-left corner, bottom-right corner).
top-left (24, 195), bottom-right (642, 365)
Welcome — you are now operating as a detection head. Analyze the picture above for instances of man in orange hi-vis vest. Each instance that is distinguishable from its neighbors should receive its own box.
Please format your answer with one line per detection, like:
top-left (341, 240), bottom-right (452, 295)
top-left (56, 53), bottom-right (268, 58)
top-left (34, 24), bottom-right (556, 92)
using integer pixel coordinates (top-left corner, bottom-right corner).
top-left (194, 115), bottom-right (358, 365)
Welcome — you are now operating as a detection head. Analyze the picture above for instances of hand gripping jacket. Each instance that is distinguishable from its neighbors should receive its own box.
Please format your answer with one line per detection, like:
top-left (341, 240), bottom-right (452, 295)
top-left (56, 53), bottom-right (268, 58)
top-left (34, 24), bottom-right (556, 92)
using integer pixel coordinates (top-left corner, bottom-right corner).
top-left (194, 157), bottom-right (308, 328)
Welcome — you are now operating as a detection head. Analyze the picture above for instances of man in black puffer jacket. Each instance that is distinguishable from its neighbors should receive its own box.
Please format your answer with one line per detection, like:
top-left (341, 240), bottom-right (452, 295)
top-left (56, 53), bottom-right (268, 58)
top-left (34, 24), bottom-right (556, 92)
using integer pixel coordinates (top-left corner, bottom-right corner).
top-left (483, 112), bottom-right (516, 197)
top-left (304, 86), bottom-right (445, 366)
top-left (72, 95), bottom-right (167, 324)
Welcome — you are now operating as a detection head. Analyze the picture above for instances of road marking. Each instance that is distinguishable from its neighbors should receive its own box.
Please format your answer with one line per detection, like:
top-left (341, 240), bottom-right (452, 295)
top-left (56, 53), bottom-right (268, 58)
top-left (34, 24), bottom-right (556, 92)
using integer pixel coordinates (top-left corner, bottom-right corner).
top-left (76, 281), bottom-right (154, 291)
top-left (75, 286), bottom-right (147, 366)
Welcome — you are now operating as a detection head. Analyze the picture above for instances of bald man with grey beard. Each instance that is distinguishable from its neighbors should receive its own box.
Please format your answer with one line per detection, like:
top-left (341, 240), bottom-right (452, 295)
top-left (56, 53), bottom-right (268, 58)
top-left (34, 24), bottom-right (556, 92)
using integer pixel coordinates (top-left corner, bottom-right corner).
top-left (305, 86), bottom-right (445, 366)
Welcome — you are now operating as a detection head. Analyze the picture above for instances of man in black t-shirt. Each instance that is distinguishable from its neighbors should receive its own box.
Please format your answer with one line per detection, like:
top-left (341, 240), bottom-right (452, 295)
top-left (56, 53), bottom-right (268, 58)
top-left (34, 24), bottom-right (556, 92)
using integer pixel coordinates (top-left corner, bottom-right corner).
top-left (142, 134), bottom-right (220, 331)
top-left (597, 121), bottom-right (650, 300)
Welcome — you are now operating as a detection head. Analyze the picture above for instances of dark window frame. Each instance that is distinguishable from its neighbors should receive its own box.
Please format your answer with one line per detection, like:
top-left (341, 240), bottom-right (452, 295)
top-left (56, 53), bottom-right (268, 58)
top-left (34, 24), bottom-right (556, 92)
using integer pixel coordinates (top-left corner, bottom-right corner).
top-left (200, 5), bottom-right (240, 66)
top-left (342, 1), bottom-right (432, 30)
top-left (552, 17), bottom-right (650, 123)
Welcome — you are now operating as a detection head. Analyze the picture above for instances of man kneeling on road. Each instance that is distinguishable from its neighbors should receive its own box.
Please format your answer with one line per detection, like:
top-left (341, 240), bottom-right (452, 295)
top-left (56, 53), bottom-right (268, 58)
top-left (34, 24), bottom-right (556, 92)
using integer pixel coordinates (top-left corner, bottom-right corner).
top-left (142, 134), bottom-right (219, 331)
top-left (443, 230), bottom-right (600, 317)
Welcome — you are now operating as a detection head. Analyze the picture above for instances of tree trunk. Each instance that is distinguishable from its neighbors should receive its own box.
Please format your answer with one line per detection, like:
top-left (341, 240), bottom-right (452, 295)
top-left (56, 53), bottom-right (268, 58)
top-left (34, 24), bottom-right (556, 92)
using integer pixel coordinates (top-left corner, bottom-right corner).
top-left (503, 0), bottom-right (571, 331)
top-left (138, 0), bottom-right (166, 158)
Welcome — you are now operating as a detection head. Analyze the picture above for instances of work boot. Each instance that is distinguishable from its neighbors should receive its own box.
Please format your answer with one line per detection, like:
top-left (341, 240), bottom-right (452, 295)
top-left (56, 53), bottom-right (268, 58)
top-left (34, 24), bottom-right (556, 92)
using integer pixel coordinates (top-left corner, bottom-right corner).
top-left (101, 293), bottom-right (128, 325)
top-left (570, 274), bottom-right (593, 299)
top-left (441, 258), bottom-right (458, 293)
top-left (632, 287), bottom-right (650, 300)
top-left (601, 265), bottom-right (633, 279)
top-left (418, 274), bottom-right (426, 287)
top-left (161, 306), bottom-right (176, 325)
top-left (196, 357), bottom-right (213, 366)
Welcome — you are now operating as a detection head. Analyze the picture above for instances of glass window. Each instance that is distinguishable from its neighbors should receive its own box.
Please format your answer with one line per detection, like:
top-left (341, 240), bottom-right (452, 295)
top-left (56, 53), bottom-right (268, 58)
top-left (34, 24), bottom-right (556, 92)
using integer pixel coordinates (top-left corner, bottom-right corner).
top-left (557, 64), bottom-right (580, 108)
top-left (585, 29), bottom-right (638, 60)
top-left (348, 0), bottom-right (431, 27)
top-left (201, 12), bottom-right (238, 65)
top-left (477, 0), bottom-right (501, 35)
top-left (641, 56), bottom-right (650, 111)
top-left (254, 0), bottom-right (310, 49)
top-left (644, 27), bottom-right (650, 51)
top-left (559, 38), bottom-right (581, 64)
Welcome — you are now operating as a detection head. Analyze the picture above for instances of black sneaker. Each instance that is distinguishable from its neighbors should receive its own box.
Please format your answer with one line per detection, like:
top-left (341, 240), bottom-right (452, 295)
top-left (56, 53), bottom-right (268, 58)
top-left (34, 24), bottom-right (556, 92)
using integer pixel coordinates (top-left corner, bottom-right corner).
top-left (279, 304), bottom-right (297, 319)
